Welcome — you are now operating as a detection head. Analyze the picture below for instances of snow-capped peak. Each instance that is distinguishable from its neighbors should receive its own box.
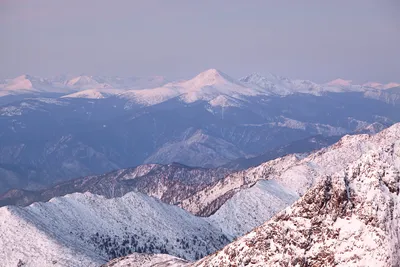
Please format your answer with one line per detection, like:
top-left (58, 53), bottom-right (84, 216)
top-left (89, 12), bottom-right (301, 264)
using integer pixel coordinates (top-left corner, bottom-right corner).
top-left (119, 69), bottom-right (258, 106)
top-left (363, 82), bottom-right (400, 90)
top-left (184, 69), bottom-right (238, 88)
top-left (323, 78), bottom-right (367, 93)
top-left (208, 95), bottom-right (243, 108)
top-left (0, 74), bottom-right (58, 96)
top-left (66, 75), bottom-right (105, 89)
top-left (5, 75), bottom-right (34, 91)
top-left (326, 78), bottom-right (353, 87)
top-left (176, 69), bottom-right (253, 102)
top-left (178, 69), bottom-right (246, 94)
top-left (384, 82), bottom-right (400, 89)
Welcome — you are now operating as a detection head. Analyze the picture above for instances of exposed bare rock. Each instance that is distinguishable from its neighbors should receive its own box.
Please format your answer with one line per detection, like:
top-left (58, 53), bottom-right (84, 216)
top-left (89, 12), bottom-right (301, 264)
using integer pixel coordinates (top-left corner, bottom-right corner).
top-left (193, 140), bottom-right (400, 266)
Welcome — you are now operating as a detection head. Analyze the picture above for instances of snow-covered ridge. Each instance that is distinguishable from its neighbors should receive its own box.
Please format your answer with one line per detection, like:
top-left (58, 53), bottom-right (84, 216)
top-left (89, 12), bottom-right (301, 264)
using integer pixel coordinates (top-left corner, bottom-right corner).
top-left (0, 98), bottom-right (69, 116)
top-left (180, 123), bottom-right (400, 216)
top-left (0, 191), bottom-right (230, 267)
top-left (363, 81), bottom-right (400, 90)
top-left (61, 88), bottom-right (128, 99)
top-left (193, 139), bottom-right (400, 266)
top-left (66, 75), bottom-right (105, 89)
top-left (0, 75), bottom-right (65, 97)
top-left (118, 69), bottom-right (260, 106)
top-left (240, 73), bottom-right (324, 96)
top-left (102, 124), bottom-right (400, 266)
top-left (240, 73), bottom-right (399, 96)
top-left (207, 180), bottom-right (298, 237)
top-left (0, 74), bottom-right (168, 98)
top-left (2, 124), bottom-right (398, 267)
top-left (0, 162), bottom-right (231, 208)
top-left (119, 68), bottom-right (400, 106)
top-left (1, 71), bottom-right (398, 102)
top-left (144, 129), bottom-right (247, 167)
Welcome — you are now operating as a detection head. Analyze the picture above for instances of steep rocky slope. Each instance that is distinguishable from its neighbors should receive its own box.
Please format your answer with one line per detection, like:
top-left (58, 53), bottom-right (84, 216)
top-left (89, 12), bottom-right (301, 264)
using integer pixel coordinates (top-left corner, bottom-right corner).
top-left (5, 124), bottom-right (399, 267)
top-left (103, 125), bottom-right (400, 266)
top-left (194, 140), bottom-right (400, 266)
top-left (181, 124), bottom-right (400, 216)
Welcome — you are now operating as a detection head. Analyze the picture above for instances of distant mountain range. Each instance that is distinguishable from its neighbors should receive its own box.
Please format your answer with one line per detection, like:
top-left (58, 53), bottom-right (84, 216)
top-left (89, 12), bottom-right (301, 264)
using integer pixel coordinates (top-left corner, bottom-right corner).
top-left (0, 69), bottom-right (399, 194)
top-left (1, 70), bottom-right (399, 99)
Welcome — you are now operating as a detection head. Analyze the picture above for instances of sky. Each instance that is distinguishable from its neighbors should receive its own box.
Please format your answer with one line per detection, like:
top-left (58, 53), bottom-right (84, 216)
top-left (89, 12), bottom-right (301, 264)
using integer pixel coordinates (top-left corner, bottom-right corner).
top-left (0, 0), bottom-right (399, 83)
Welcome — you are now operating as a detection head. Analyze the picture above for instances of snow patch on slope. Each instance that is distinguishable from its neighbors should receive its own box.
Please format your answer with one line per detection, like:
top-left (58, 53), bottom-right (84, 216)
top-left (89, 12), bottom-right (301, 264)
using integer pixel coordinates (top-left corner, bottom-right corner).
top-left (120, 87), bottom-right (179, 106)
top-left (208, 180), bottom-right (298, 237)
top-left (62, 89), bottom-right (106, 99)
top-left (208, 95), bottom-right (243, 108)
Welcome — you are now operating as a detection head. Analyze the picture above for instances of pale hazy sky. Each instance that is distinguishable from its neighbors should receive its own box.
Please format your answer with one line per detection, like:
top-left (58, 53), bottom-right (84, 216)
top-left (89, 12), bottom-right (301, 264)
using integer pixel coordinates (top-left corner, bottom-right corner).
top-left (1, 0), bottom-right (399, 83)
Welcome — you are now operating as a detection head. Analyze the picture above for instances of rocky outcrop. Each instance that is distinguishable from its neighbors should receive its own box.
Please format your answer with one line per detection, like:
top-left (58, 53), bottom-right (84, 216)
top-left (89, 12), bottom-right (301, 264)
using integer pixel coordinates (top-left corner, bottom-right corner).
top-left (194, 141), bottom-right (400, 266)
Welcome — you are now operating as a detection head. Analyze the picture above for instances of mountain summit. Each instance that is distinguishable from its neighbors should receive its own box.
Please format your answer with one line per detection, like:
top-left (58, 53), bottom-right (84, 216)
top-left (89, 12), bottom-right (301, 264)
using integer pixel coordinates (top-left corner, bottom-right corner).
top-left (186, 69), bottom-right (238, 87)
top-left (119, 69), bottom-right (256, 106)
top-left (326, 78), bottom-right (353, 87)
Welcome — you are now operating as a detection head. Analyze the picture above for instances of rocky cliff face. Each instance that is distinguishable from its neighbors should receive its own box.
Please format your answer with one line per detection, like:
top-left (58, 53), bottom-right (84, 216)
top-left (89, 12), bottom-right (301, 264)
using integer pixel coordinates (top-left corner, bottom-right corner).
top-left (194, 141), bottom-right (400, 267)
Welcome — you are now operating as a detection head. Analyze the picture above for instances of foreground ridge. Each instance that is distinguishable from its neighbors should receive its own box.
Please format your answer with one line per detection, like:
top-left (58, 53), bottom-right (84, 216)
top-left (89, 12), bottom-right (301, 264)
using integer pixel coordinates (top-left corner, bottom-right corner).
top-left (104, 124), bottom-right (400, 267)
top-left (193, 141), bottom-right (400, 266)
top-left (0, 192), bottom-right (230, 266)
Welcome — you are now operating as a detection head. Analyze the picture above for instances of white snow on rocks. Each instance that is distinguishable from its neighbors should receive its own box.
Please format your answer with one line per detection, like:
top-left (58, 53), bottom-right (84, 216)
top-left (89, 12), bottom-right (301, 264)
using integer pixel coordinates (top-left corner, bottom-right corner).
top-left (194, 135), bottom-right (400, 267)
top-left (208, 180), bottom-right (298, 237)
top-left (0, 191), bottom-right (230, 267)
top-left (101, 253), bottom-right (189, 267)
top-left (180, 124), bottom-right (400, 218)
